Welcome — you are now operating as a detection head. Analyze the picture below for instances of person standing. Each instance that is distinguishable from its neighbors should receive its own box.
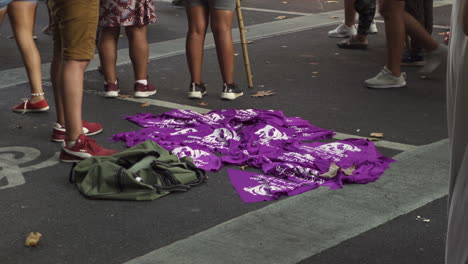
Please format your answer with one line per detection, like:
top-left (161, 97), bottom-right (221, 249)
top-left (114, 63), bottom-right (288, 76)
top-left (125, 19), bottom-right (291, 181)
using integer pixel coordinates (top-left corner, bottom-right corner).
top-left (185, 0), bottom-right (243, 100)
top-left (0, 0), bottom-right (50, 114)
top-left (98, 0), bottom-right (157, 98)
top-left (48, 0), bottom-right (116, 162)
top-left (446, 0), bottom-right (468, 263)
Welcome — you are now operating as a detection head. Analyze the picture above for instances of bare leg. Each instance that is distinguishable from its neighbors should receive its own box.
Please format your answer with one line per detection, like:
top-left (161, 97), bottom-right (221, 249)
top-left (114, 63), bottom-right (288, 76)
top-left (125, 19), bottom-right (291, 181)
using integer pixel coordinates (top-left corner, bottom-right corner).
top-left (8, 2), bottom-right (44, 103)
top-left (98, 26), bottom-right (120, 83)
top-left (344, 0), bottom-right (357, 27)
top-left (125, 25), bottom-right (149, 81)
top-left (185, 6), bottom-right (209, 84)
top-left (0, 8), bottom-right (7, 26)
top-left (380, 0), bottom-right (406, 76)
top-left (51, 56), bottom-right (65, 125)
top-left (210, 9), bottom-right (235, 84)
top-left (403, 11), bottom-right (438, 52)
top-left (61, 60), bottom-right (88, 141)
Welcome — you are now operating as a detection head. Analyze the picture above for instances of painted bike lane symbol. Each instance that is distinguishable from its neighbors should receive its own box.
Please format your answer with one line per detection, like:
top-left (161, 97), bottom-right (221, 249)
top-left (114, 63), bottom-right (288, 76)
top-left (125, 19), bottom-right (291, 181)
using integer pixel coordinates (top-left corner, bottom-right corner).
top-left (0, 147), bottom-right (59, 190)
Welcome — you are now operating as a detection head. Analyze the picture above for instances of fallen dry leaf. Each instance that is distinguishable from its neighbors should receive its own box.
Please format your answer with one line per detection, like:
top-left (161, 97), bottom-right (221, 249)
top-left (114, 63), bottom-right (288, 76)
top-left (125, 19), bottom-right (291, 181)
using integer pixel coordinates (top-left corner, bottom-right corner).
top-left (367, 137), bottom-right (380, 142)
top-left (198, 102), bottom-right (208, 106)
top-left (234, 53), bottom-right (239, 56)
top-left (247, 40), bottom-right (254, 44)
top-left (251, 90), bottom-right (276, 97)
top-left (282, 1), bottom-right (289, 3)
top-left (416, 216), bottom-right (431, 223)
top-left (320, 162), bottom-right (340, 178)
top-left (141, 103), bottom-right (151, 107)
top-left (117, 94), bottom-right (131, 98)
top-left (275, 15), bottom-right (288, 20)
top-left (25, 232), bottom-right (42, 247)
top-left (240, 165), bottom-right (249, 170)
top-left (325, 0), bottom-right (339, 3)
top-left (312, 71), bottom-right (319, 75)
top-left (330, 16), bottom-right (339, 19)
top-left (342, 165), bottom-right (356, 176)
top-left (370, 132), bottom-right (384, 138)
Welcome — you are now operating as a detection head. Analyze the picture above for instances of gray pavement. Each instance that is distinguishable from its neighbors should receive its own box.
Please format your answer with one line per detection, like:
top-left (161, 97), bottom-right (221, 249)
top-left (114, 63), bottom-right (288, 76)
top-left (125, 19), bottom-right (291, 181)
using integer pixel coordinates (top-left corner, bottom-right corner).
top-left (0, 1), bottom-right (453, 263)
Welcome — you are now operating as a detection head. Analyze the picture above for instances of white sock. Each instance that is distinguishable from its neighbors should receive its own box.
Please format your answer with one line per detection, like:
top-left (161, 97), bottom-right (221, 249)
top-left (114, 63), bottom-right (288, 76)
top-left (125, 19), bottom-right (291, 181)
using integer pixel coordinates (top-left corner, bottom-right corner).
top-left (136, 79), bottom-right (148, 85)
top-left (104, 80), bottom-right (118, 85)
top-left (66, 141), bottom-right (76, 148)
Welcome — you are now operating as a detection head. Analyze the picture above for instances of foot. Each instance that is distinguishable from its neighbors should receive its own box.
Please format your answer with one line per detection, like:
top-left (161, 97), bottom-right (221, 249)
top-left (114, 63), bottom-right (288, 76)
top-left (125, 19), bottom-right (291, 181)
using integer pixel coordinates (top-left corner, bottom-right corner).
top-left (337, 35), bottom-right (368, 49)
top-left (52, 121), bottom-right (104, 142)
top-left (328, 23), bottom-right (356, 38)
top-left (220, 83), bottom-right (243, 100)
top-left (401, 52), bottom-right (425, 67)
top-left (188, 82), bottom-right (207, 99)
top-left (365, 66), bottom-right (407, 89)
top-left (104, 82), bottom-right (119, 98)
top-left (134, 82), bottom-right (157, 98)
top-left (60, 134), bottom-right (117, 162)
top-left (12, 99), bottom-right (49, 114)
top-left (420, 44), bottom-right (448, 74)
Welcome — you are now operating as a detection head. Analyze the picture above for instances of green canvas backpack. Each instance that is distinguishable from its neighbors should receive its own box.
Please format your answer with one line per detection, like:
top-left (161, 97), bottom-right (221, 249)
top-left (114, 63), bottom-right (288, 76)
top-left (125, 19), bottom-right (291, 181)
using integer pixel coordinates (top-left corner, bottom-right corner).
top-left (69, 140), bottom-right (207, 201)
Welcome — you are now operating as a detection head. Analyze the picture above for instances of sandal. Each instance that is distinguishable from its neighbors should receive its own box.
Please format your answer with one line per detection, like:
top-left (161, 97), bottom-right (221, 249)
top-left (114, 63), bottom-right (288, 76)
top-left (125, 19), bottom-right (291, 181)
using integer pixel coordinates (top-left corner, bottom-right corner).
top-left (337, 36), bottom-right (368, 49)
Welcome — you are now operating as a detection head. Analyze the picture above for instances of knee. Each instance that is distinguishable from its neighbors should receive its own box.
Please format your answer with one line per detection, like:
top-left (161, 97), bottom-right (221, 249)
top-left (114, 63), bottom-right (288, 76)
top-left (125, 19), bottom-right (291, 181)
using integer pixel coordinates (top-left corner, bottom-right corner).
top-left (188, 26), bottom-right (207, 37)
top-left (211, 24), bottom-right (231, 36)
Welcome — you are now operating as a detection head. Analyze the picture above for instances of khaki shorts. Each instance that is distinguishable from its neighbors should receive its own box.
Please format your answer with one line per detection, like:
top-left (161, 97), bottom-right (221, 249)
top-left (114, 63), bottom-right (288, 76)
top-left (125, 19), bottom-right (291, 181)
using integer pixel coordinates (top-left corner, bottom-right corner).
top-left (48, 0), bottom-right (99, 60)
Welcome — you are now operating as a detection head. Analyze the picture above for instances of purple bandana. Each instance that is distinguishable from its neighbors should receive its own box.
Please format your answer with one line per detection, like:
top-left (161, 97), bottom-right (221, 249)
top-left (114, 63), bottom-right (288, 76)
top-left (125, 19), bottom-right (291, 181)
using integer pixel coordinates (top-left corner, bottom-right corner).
top-left (112, 109), bottom-right (395, 202)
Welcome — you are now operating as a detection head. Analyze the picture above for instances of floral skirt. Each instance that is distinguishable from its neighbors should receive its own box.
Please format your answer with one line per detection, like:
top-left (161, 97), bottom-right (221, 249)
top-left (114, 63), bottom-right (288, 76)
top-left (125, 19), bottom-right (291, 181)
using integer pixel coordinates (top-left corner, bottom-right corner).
top-left (100, 0), bottom-right (157, 27)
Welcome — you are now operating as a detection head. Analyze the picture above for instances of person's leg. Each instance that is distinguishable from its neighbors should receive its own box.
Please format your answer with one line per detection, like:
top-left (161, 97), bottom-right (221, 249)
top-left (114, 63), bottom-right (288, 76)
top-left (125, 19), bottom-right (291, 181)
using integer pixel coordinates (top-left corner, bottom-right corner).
top-left (51, 55), bottom-right (65, 125)
top-left (328, 0), bottom-right (357, 38)
top-left (8, 1), bottom-right (45, 103)
top-left (380, 0), bottom-right (406, 77)
top-left (210, 9), bottom-right (235, 84)
top-left (338, 0), bottom-right (375, 48)
top-left (344, 0), bottom-right (357, 27)
top-left (125, 25), bottom-right (148, 81)
top-left (60, 60), bottom-right (87, 140)
top-left (98, 26), bottom-right (120, 84)
top-left (185, 6), bottom-right (209, 84)
top-left (0, 7), bottom-right (7, 26)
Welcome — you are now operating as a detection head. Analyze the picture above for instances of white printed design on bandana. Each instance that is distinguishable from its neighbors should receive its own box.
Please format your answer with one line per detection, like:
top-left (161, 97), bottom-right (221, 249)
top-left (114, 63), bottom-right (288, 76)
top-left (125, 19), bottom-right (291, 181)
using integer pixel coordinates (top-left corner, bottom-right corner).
top-left (235, 109), bottom-right (258, 121)
top-left (170, 128), bottom-right (198, 136)
top-left (202, 128), bottom-right (240, 148)
top-left (172, 146), bottom-right (210, 166)
top-left (201, 113), bottom-right (225, 124)
top-left (255, 125), bottom-right (289, 144)
top-left (305, 142), bottom-right (362, 162)
top-left (243, 175), bottom-right (299, 197)
top-left (278, 152), bottom-right (316, 163)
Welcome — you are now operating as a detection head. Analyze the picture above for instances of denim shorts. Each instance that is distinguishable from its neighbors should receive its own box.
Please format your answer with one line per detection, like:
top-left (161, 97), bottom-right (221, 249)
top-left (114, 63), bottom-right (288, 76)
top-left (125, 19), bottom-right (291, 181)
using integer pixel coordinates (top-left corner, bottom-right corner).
top-left (0, 0), bottom-right (38, 9)
top-left (187, 0), bottom-right (236, 10)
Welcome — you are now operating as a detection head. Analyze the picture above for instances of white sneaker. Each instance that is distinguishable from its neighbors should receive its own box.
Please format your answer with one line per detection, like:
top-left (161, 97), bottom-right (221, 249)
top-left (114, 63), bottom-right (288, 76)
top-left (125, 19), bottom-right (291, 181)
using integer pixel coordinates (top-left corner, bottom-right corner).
top-left (368, 21), bottom-right (378, 34)
top-left (365, 66), bottom-right (407, 89)
top-left (328, 23), bottom-right (357, 38)
top-left (419, 44), bottom-right (448, 74)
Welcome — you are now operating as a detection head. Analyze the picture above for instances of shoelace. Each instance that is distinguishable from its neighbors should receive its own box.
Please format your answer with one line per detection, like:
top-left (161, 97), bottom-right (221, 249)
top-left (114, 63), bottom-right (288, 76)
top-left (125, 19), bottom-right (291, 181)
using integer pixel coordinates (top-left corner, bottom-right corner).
top-left (19, 98), bottom-right (29, 115)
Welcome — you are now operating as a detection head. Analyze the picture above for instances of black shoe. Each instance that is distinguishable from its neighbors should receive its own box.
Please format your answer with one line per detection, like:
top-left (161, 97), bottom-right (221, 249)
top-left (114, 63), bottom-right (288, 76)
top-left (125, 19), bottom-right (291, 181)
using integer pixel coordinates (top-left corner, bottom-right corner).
top-left (220, 83), bottom-right (243, 100)
top-left (188, 82), bottom-right (207, 99)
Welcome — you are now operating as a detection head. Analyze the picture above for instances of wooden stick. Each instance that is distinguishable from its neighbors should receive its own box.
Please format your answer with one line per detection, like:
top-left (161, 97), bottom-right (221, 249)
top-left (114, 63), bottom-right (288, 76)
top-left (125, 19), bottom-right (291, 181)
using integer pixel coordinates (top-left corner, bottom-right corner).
top-left (236, 0), bottom-right (254, 88)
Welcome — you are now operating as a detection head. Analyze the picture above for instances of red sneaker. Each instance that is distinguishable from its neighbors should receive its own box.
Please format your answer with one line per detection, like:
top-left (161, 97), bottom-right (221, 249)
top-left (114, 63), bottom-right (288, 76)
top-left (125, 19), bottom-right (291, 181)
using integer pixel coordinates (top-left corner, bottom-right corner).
top-left (51, 121), bottom-right (104, 142)
top-left (60, 134), bottom-right (117, 162)
top-left (12, 99), bottom-right (49, 113)
top-left (104, 82), bottom-right (119, 98)
top-left (134, 82), bottom-right (157, 98)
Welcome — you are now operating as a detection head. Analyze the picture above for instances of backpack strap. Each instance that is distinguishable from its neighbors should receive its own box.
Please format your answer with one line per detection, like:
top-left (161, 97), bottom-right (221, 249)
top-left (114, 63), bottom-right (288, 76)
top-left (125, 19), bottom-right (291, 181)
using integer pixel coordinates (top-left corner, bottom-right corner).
top-left (182, 159), bottom-right (208, 186)
top-left (115, 151), bottom-right (161, 168)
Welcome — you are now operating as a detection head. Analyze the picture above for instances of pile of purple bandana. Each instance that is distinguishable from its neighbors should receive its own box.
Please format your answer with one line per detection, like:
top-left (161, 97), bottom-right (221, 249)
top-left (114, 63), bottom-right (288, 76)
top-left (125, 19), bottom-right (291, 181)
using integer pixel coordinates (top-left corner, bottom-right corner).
top-left (111, 109), bottom-right (395, 203)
